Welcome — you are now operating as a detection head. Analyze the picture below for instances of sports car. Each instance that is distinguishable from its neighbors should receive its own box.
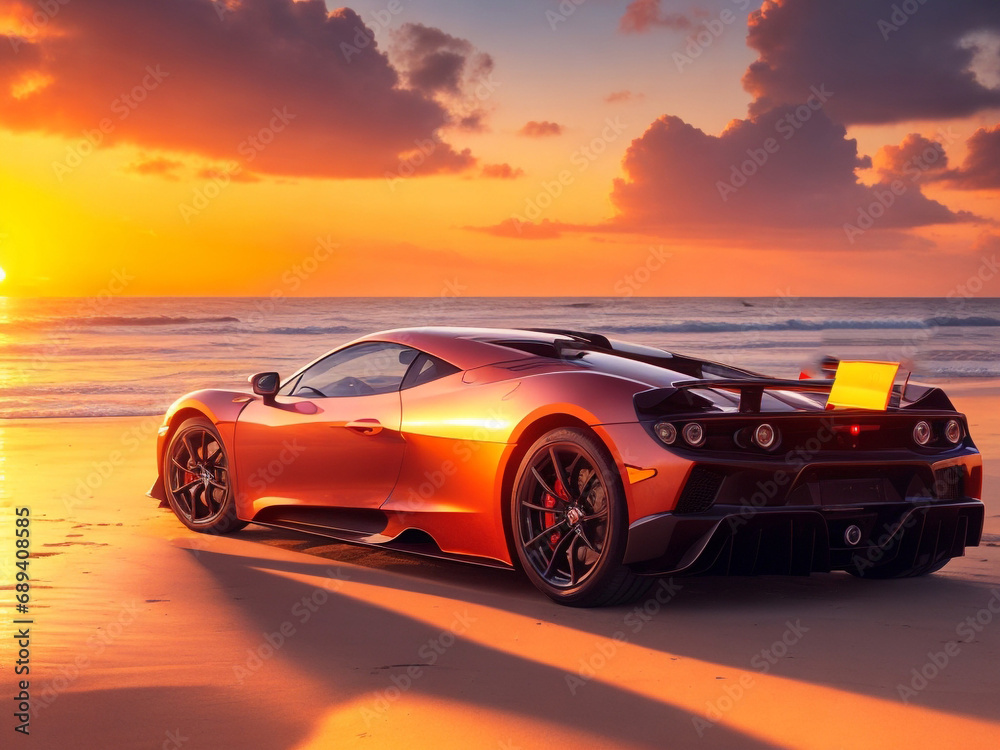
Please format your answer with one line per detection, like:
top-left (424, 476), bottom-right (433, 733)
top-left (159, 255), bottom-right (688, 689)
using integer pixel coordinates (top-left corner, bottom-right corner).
top-left (149, 327), bottom-right (984, 606)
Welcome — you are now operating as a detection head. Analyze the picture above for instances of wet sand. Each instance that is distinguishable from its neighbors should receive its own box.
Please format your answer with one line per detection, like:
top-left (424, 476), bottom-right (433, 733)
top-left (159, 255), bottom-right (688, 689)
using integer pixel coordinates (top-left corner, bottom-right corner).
top-left (2, 383), bottom-right (999, 749)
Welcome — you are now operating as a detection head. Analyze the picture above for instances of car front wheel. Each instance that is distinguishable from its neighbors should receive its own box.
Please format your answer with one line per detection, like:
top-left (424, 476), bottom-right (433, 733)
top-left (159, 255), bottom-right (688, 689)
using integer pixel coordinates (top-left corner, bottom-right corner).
top-left (163, 417), bottom-right (246, 534)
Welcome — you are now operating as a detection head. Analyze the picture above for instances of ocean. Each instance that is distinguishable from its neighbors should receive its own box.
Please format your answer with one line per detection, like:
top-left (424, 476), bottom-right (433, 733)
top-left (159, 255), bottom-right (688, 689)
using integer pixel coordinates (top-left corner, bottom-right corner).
top-left (2, 296), bottom-right (999, 418)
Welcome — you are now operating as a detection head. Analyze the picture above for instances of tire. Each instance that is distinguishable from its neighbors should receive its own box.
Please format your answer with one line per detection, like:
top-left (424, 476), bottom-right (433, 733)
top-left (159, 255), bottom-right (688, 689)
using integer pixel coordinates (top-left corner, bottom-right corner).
top-left (163, 417), bottom-right (247, 534)
top-left (511, 427), bottom-right (652, 607)
top-left (847, 557), bottom-right (951, 579)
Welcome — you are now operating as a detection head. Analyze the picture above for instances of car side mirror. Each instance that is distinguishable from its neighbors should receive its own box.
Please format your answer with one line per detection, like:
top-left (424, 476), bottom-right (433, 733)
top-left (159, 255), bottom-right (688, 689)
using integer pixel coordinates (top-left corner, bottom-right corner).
top-left (249, 372), bottom-right (280, 404)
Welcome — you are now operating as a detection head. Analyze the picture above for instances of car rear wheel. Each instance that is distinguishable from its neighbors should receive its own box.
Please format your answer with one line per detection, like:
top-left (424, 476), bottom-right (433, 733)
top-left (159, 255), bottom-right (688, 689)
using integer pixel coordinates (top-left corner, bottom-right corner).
top-left (163, 417), bottom-right (246, 534)
top-left (512, 427), bottom-right (652, 607)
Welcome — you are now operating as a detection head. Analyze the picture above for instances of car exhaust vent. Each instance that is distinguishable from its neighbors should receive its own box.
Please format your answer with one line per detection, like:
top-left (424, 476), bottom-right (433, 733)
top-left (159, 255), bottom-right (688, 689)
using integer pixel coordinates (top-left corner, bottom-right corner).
top-left (675, 467), bottom-right (725, 514)
top-left (933, 465), bottom-right (966, 502)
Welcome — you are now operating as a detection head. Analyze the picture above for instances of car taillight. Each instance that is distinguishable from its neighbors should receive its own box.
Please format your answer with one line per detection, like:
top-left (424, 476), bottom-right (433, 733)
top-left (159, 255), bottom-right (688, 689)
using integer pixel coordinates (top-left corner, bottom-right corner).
top-left (913, 420), bottom-right (932, 446)
top-left (944, 419), bottom-right (962, 445)
top-left (753, 423), bottom-right (780, 450)
top-left (682, 422), bottom-right (705, 447)
top-left (654, 422), bottom-right (677, 445)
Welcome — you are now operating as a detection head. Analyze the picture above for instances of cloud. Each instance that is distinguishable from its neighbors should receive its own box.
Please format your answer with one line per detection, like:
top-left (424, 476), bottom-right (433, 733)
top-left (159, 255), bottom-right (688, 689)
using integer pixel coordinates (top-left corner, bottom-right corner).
top-left (196, 165), bottom-right (261, 183)
top-left (605, 90), bottom-right (644, 104)
top-left (519, 120), bottom-right (563, 138)
top-left (939, 124), bottom-right (1000, 189)
top-left (466, 218), bottom-right (564, 239)
top-left (391, 23), bottom-right (493, 97)
top-left (619, 0), bottom-right (693, 34)
top-left (125, 157), bottom-right (183, 180)
top-left (390, 22), bottom-right (495, 133)
top-left (480, 163), bottom-right (524, 179)
top-left (872, 133), bottom-right (951, 180)
top-left (744, 0), bottom-right (1000, 125)
top-left (608, 107), bottom-right (974, 234)
top-left (0, 0), bottom-right (477, 178)
top-left (872, 126), bottom-right (1000, 190)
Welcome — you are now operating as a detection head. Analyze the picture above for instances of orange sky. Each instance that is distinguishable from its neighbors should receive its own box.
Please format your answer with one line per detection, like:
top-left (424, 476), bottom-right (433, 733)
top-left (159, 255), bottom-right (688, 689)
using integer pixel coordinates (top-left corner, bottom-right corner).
top-left (1, 0), bottom-right (1000, 298)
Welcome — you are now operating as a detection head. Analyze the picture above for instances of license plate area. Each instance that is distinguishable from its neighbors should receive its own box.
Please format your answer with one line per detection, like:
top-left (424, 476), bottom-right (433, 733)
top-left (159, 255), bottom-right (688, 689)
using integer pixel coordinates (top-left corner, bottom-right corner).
top-left (819, 478), bottom-right (886, 506)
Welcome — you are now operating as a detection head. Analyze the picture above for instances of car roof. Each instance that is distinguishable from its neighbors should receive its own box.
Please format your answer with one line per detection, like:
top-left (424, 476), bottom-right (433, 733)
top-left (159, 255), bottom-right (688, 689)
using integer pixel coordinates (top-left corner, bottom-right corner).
top-left (354, 326), bottom-right (586, 370)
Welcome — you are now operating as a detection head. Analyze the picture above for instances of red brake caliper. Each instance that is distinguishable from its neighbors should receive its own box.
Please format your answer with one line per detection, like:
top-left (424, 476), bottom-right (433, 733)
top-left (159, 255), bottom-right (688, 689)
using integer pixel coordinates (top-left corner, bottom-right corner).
top-left (545, 477), bottom-right (571, 549)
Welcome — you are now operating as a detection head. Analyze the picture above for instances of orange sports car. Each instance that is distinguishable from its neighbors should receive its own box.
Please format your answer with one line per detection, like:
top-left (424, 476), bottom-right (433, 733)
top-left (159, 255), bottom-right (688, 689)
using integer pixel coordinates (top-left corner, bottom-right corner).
top-left (149, 327), bottom-right (984, 606)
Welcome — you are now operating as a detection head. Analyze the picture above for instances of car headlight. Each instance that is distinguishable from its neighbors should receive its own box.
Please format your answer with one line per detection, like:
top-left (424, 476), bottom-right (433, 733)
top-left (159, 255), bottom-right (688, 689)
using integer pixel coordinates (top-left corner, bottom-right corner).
top-left (682, 422), bottom-right (705, 447)
top-left (753, 423), bottom-right (780, 450)
top-left (913, 420), bottom-right (932, 446)
top-left (944, 419), bottom-right (963, 445)
top-left (654, 422), bottom-right (677, 445)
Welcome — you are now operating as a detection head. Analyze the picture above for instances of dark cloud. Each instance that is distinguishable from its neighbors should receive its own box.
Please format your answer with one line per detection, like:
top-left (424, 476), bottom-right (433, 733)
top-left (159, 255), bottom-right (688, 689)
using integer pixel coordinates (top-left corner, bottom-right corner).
top-left (940, 124), bottom-right (1000, 189)
top-left (480, 163), bottom-right (524, 179)
top-left (0, 0), bottom-right (476, 178)
top-left (619, 0), bottom-right (693, 34)
top-left (391, 23), bottom-right (493, 96)
top-left (744, 0), bottom-right (1000, 124)
top-left (196, 165), bottom-right (261, 183)
top-left (605, 90), bottom-right (644, 104)
top-left (609, 107), bottom-right (972, 233)
top-left (125, 157), bottom-right (183, 179)
top-left (466, 218), bottom-right (563, 239)
top-left (390, 22), bottom-right (495, 132)
top-left (519, 121), bottom-right (563, 137)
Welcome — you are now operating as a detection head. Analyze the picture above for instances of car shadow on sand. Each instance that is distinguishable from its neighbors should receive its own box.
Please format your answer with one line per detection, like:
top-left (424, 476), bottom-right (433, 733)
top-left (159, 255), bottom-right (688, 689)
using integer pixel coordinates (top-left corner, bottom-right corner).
top-left (179, 523), bottom-right (1000, 745)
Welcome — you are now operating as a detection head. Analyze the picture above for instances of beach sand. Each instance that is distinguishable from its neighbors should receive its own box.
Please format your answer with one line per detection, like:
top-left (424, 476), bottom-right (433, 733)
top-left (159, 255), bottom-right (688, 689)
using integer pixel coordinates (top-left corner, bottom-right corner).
top-left (2, 384), bottom-right (999, 749)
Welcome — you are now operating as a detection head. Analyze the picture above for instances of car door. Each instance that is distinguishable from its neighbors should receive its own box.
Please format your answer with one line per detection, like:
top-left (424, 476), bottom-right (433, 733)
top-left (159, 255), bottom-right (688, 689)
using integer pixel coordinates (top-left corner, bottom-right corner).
top-left (234, 341), bottom-right (417, 512)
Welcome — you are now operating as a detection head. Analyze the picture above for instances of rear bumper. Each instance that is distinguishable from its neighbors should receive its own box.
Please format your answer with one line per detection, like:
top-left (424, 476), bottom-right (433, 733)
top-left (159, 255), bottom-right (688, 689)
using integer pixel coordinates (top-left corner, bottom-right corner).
top-left (624, 498), bottom-right (984, 576)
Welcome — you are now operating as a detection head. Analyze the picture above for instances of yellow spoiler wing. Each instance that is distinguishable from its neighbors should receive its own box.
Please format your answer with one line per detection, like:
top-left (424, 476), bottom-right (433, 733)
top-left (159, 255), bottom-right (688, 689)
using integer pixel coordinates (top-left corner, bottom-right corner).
top-left (826, 360), bottom-right (900, 411)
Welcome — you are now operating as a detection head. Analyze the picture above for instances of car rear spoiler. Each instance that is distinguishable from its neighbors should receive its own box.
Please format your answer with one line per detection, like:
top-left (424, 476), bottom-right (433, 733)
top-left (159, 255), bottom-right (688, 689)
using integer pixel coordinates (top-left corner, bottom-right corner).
top-left (635, 378), bottom-right (956, 416)
top-left (635, 378), bottom-right (833, 414)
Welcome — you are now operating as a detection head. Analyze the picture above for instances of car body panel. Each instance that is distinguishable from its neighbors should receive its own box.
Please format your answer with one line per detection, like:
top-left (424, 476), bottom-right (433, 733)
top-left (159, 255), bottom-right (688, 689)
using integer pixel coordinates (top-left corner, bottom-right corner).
top-left (233, 391), bottom-right (405, 516)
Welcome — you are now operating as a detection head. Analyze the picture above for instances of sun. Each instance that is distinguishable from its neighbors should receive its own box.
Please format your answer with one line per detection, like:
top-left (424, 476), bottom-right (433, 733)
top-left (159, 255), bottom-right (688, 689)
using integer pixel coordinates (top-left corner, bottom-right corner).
top-left (0, 267), bottom-right (5, 283)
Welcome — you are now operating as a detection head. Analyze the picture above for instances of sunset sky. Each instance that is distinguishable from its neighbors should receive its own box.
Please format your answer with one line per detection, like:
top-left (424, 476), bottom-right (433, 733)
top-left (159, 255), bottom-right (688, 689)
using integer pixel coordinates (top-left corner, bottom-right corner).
top-left (1, 0), bottom-right (1000, 297)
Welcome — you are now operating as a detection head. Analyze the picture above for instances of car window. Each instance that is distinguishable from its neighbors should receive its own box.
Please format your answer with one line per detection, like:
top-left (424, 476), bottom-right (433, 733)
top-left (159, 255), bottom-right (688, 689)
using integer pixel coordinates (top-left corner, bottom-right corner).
top-left (288, 342), bottom-right (418, 398)
top-left (401, 353), bottom-right (461, 389)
